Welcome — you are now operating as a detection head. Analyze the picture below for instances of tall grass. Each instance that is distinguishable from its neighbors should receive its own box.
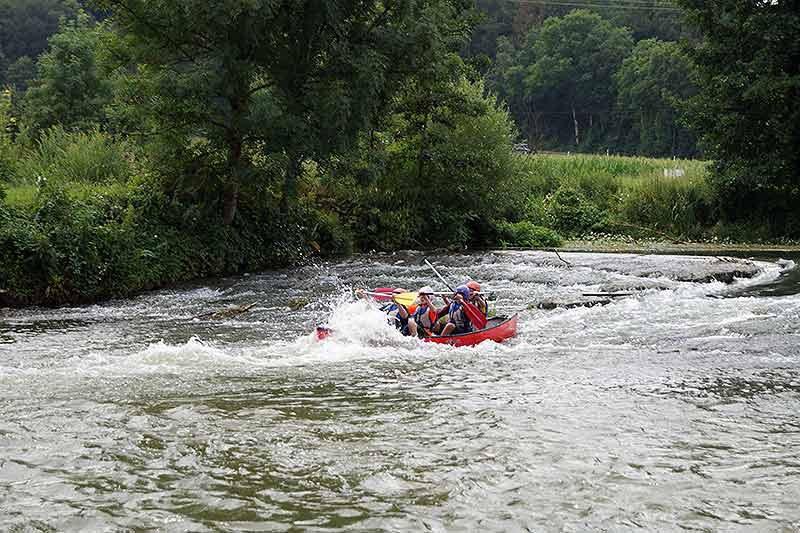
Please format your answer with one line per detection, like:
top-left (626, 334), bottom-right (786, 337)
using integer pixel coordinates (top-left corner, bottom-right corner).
top-left (515, 152), bottom-right (712, 239)
top-left (13, 126), bottom-right (132, 186)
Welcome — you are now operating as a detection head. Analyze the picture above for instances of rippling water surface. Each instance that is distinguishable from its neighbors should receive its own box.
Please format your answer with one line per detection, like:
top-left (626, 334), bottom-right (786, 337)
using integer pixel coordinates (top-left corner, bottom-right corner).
top-left (2, 251), bottom-right (800, 532)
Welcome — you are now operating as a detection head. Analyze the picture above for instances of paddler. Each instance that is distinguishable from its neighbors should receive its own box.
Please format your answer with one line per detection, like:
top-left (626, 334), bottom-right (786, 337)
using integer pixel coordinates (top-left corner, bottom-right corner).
top-left (407, 286), bottom-right (438, 338)
top-left (466, 280), bottom-right (488, 317)
top-left (355, 287), bottom-right (411, 334)
top-left (382, 287), bottom-right (411, 334)
top-left (440, 285), bottom-right (475, 336)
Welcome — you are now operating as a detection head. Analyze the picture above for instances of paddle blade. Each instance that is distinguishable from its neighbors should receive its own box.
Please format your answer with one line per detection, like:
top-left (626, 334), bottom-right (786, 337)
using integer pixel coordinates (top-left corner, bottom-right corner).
top-left (463, 300), bottom-right (487, 330)
top-left (392, 292), bottom-right (418, 307)
top-left (369, 288), bottom-right (395, 301)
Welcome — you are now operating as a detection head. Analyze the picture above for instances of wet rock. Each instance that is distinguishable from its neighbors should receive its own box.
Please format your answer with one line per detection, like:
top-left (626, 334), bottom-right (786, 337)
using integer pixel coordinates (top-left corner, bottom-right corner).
top-left (548, 252), bottom-right (762, 284)
top-left (288, 297), bottom-right (310, 311)
top-left (531, 299), bottom-right (612, 310)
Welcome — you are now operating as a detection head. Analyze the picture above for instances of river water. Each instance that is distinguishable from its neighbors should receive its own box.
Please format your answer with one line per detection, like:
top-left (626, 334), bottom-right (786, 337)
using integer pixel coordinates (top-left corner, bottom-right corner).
top-left (1, 251), bottom-right (799, 532)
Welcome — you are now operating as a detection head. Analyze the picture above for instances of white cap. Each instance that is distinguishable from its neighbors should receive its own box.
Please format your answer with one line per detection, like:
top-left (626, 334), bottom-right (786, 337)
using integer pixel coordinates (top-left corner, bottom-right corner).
top-left (418, 286), bottom-right (434, 295)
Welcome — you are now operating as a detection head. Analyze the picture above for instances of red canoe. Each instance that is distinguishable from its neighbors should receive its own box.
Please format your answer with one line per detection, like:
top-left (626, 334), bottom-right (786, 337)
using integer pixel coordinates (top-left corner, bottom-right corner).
top-left (314, 314), bottom-right (518, 348)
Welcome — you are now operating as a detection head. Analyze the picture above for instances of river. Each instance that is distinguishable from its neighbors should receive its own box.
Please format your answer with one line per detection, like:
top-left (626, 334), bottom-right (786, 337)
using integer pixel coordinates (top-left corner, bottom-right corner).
top-left (1, 250), bottom-right (799, 532)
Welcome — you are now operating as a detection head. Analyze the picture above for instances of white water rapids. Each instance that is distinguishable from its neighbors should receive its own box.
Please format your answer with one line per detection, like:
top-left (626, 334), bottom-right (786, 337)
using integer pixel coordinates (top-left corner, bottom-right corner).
top-left (1, 250), bottom-right (799, 531)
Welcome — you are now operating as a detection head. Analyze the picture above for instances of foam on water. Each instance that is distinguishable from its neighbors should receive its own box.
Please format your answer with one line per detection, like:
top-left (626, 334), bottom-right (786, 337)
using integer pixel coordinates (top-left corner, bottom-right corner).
top-left (1, 253), bottom-right (798, 391)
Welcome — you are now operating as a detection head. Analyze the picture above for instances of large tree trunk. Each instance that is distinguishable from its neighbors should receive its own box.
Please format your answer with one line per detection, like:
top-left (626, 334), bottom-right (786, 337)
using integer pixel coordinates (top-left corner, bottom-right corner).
top-left (222, 74), bottom-right (248, 226)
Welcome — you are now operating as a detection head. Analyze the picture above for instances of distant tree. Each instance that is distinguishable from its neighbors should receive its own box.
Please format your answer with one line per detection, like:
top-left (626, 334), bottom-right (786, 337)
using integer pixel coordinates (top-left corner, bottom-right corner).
top-left (613, 39), bottom-right (698, 158)
top-left (0, 0), bottom-right (81, 85)
top-left (21, 11), bottom-right (114, 136)
top-left (521, 10), bottom-right (633, 149)
top-left (605, 0), bottom-right (689, 42)
top-left (677, 0), bottom-right (800, 235)
top-left (488, 36), bottom-right (538, 145)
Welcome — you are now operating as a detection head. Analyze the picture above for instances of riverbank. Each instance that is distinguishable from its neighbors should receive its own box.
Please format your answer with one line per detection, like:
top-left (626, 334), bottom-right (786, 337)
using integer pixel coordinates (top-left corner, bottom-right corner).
top-left (2, 145), bottom-right (796, 308)
top-left (561, 239), bottom-right (800, 255)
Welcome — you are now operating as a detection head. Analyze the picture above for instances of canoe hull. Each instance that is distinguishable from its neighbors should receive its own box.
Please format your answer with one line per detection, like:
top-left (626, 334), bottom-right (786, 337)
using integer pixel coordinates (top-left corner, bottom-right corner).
top-left (315, 326), bottom-right (332, 341)
top-left (423, 315), bottom-right (518, 347)
top-left (314, 314), bottom-right (518, 347)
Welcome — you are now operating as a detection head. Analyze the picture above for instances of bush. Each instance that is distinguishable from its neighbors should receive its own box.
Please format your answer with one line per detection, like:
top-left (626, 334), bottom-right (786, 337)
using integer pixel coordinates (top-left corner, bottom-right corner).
top-left (382, 78), bottom-right (521, 248)
top-left (494, 220), bottom-right (563, 248)
top-left (544, 186), bottom-right (604, 235)
top-left (0, 171), bottom-right (319, 305)
top-left (616, 176), bottom-right (713, 238)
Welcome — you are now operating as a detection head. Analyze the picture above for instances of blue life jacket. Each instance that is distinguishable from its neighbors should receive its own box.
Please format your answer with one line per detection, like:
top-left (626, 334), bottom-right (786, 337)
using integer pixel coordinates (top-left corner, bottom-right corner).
top-left (412, 305), bottom-right (436, 330)
top-left (448, 302), bottom-right (471, 332)
top-left (381, 302), bottom-right (407, 329)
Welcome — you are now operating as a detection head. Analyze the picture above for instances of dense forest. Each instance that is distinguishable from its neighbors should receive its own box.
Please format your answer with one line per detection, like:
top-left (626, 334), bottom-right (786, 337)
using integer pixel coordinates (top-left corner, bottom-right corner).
top-left (1, 0), bottom-right (798, 305)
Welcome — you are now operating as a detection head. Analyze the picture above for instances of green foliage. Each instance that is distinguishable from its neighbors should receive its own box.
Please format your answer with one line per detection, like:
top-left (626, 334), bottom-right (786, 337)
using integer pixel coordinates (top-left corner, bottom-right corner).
top-left (616, 176), bottom-right (713, 239)
top-left (380, 78), bottom-right (521, 248)
top-left (677, 0), bottom-right (800, 237)
top-left (494, 219), bottom-right (562, 248)
top-left (544, 186), bottom-right (604, 235)
top-left (14, 126), bottom-right (131, 185)
top-left (5, 56), bottom-right (36, 92)
top-left (0, 87), bottom-right (17, 183)
top-left (613, 39), bottom-right (698, 158)
top-left (0, 173), bottom-right (320, 305)
top-left (509, 153), bottom-right (715, 239)
top-left (20, 10), bottom-right (113, 136)
top-left (520, 10), bottom-right (634, 149)
top-left (99, 0), bottom-right (472, 223)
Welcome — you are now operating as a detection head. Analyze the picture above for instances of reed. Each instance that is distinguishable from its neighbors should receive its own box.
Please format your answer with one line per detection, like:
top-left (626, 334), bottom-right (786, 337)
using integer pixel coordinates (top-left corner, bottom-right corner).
top-left (516, 152), bottom-right (712, 238)
top-left (13, 126), bottom-right (132, 187)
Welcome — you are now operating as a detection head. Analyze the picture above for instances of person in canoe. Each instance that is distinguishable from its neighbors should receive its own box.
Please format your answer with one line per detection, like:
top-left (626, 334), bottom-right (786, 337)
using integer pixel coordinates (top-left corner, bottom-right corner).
top-left (356, 287), bottom-right (411, 334)
top-left (440, 285), bottom-right (476, 336)
top-left (407, 286), bottom-right (439, 338)
top-left (466, 280), bottom-right (488, 318)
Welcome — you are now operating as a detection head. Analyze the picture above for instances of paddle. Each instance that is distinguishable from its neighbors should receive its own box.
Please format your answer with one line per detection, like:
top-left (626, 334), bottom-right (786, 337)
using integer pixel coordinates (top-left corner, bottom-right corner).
top-left (423, 258), bottom-right (487, 330)
top-left (459, 297), bottom-right (487, 330)
top-left (362, 290), bottom-right (418, 307)
top-left (424, 258), bottom-right (455, 292)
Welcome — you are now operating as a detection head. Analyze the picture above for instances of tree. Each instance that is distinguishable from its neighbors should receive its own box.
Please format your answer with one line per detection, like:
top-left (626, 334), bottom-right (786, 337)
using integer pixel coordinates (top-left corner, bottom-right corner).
top-left (613, 39), bottom-right (698, 158)
top-left (96, 0), bottom-right (471, 224)
top-left (0, 0), bottom-right (81, 85)
top-left (677, 0), bottom-right (800, 235)
top-left (20, 10), bottom-right (114, 135)
top-left (374, 78), bottom-right (521, 247)
top-left (5, 56), bottom-right (37, 93)
top-left (521, 10), bottom-right (633, 149)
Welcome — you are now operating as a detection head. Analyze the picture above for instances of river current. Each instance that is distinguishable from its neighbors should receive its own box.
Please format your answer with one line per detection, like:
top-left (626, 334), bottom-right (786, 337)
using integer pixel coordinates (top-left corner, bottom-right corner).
top-left (1, 250), bottom-right (799, 532)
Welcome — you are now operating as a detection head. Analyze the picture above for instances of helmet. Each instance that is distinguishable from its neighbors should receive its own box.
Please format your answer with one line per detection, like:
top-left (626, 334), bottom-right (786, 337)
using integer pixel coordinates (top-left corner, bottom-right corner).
top-left (466, 280), bottom-right (481, 292)
top-left (393, 287), bottom-right (407, 294)
top-left (455, 285), bottom-right (471, 299)
top-left (418, 286), bottom-right (434, 296)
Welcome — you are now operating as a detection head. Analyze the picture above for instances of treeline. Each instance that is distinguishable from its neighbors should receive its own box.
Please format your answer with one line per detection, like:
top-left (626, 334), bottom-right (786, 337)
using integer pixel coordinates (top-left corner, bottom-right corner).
top-left (0, 0), bottom-right (798, 306)
top-left (466, 0), bottom-right (699, 158)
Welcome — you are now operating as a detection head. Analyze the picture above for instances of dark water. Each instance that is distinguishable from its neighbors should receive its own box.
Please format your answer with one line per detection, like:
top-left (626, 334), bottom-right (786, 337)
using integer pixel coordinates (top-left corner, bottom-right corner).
top-left (1, 251), bottom-right (799, 532)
